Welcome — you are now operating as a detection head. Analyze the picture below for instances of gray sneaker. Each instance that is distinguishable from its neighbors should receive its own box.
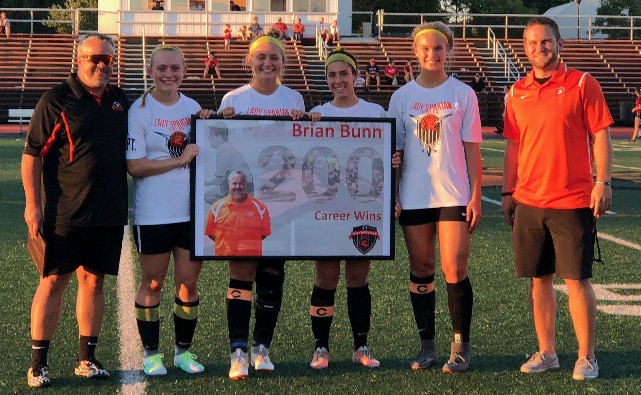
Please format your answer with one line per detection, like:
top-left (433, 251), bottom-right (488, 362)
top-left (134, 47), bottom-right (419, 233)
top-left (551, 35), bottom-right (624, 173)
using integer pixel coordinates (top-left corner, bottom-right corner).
top-left (442, 342), bottom-right (471, 373)
top-left (572, 357), bottom-right (599, 380)
top-left (520, 352), bottom-right (560, 373)
top-left (410, 339), bottom-right (437, 370)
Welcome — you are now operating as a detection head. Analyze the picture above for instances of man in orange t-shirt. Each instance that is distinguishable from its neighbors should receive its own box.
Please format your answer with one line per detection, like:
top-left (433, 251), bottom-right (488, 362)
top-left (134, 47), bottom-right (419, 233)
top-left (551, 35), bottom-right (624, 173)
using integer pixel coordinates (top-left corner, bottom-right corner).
top-left (501, 17), bottom-right (612, 381)
top-left (205, 170), bottom-right (271, 256)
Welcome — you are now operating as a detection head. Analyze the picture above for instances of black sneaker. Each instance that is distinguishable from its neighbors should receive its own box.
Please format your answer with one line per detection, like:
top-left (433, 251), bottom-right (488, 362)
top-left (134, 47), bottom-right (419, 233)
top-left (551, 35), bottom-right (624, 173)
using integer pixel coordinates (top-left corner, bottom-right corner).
top-left (74, 359), bottom-right (110, 379)
top-left (27, 365), bottom-right (51, 388)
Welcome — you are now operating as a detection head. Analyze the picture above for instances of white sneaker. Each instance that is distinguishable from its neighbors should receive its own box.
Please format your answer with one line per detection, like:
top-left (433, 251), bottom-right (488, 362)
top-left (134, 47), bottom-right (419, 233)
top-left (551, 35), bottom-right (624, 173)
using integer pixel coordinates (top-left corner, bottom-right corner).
top-left (142, 354), bottom-right (167, 376)
top-left (229, 348), bottom-right (249, 380)
top-left (251, 344), bottom-right (274, 372)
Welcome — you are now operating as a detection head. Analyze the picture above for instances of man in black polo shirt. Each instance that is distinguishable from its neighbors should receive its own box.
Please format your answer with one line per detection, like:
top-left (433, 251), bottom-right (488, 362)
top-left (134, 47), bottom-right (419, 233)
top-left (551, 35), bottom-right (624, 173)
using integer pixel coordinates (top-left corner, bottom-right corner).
top-left (22, 33), bottom-right (130, 388)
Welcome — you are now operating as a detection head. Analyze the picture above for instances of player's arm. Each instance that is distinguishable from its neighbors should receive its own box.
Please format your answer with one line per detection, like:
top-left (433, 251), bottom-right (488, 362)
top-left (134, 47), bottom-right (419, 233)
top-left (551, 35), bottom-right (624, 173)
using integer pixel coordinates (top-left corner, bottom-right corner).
top-left (127, 145), bottom-right (199, 177)
top-left (463, 141), bottom-right (482, 232)
top-left (21, 154), bottom-right (43, 238)
top-left (590, 127), bottom-right (613, 218)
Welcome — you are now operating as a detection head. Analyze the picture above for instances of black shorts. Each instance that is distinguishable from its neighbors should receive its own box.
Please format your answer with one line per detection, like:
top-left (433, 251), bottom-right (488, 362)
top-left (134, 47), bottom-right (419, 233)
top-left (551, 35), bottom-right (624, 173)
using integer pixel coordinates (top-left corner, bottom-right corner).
top-left (208, 68), bottom-right (217, 75)
top-left (133, 222), bottom-right (191, 254)
top-left (512, 203), bottom-right (594, 280)
top-left (42, 225), bottom-right (124, 276)
top-left (635, 112), bottom-right (640, 120)
top-left (399, 206), bottom-right (467, 226)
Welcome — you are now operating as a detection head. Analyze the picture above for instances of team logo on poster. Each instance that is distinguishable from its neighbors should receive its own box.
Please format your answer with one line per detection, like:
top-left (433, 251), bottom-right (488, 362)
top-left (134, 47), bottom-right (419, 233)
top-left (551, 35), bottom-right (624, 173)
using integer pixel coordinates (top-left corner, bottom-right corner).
top-left (349, 225), bottom-right (380, 255)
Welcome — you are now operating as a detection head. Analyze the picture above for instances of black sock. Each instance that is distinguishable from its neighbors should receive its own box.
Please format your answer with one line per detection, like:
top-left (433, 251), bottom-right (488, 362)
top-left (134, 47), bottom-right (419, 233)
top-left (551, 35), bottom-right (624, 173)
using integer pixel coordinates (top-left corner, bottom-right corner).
top-left (446, 277), bottom-right (473, 343)
top-left (310, 285), bottom-right (336, 350)
top-left (252, 260), bottom-right (285, 348)
top-left (174, 296), bottom-right (199, 350)
top-left (409, 273), bottom-right (436, 341)
top-left (78, 335), bottom-right (98, 361)
top-left (135, 302), bottom-right (160, 352)
top-left (228, 279), bottom-right (253, 352)
top-left (347, 284), bottom-right (371, 350)
top-left (31, 340), bottom-right (50, 368)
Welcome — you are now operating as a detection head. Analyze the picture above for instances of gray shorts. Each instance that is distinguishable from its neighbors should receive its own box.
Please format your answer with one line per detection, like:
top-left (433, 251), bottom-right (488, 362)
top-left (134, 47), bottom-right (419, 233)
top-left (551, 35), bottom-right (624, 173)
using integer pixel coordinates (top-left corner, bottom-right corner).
top-left (512, 203), bottom-right (594, 280)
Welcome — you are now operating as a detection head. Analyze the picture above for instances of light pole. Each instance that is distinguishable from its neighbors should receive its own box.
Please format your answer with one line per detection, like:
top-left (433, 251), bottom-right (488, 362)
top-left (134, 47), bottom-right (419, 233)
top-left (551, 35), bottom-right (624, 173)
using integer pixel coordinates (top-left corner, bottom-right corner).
top-left (576, 0), bottom-right (581, 39)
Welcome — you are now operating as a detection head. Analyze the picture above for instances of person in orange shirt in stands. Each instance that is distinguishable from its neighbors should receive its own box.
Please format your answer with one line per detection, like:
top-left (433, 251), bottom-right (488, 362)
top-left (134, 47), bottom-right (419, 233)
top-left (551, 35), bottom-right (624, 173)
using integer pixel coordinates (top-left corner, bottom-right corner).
top-left (205, 170), bottom-right (271, 256)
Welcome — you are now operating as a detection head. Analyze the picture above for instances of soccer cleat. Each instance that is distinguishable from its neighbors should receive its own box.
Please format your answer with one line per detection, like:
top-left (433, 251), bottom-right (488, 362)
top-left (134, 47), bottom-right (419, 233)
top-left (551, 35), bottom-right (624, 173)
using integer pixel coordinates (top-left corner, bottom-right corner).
top-left (572, 357), bottom-right (599, 380)
top-left (352, 346), bottom-right (380, 368)
top-left (251, 344), bottom-right (274, 372)
top-left (442, 342), bottom-right (471, 373)
top-left (74, 359), bottom-right (110, 379)
top-left (520, 352), bottom-right (560, 374)
top-left (27, 365), bottom-right (51, 388)
top-left (229, 348), bottom-right (249, 380)
top-left (309, 347), bottom-right (330, 369)
top-left (142, 353), bottom-right (167, 376)
top-left (410, 348), bottom-right (438, 370)
top-left (174, 351), bottom-right (205, 374)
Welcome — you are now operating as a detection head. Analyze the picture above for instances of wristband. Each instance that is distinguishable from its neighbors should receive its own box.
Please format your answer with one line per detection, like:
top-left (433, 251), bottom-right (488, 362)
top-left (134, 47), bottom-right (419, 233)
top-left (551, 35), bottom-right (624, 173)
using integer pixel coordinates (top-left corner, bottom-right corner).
top-left (501, 192), bottom-right (513, 197)
top-left (595, 181), bottom-right (611, 186)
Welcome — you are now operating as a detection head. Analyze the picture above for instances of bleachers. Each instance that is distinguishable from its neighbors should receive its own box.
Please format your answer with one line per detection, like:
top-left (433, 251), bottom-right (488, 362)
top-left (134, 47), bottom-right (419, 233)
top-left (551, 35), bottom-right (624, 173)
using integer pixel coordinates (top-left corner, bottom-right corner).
top-left (3, 34), bottom-right (641, 125)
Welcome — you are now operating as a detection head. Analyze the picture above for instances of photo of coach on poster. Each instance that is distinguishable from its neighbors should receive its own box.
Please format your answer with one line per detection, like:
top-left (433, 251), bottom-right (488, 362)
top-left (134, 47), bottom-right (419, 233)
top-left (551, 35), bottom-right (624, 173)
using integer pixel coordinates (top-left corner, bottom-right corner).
top-left (191, 116), bottom-right (395, 260)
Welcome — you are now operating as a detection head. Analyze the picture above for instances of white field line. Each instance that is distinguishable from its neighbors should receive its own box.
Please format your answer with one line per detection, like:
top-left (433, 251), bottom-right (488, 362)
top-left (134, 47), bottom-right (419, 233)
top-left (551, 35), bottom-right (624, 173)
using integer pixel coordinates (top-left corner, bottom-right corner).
top-left (481, 197), bottom-right (635, 250)
top-left (117, 225), bottom-right (146, 395)
top-left (613, 163), bottom-right (641, 171)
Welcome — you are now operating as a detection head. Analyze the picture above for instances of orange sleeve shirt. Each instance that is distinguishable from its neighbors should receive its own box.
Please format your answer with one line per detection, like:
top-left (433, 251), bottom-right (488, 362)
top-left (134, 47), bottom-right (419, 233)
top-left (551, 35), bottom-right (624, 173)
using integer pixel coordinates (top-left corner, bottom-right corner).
top-left (204, 196), bottom-right (271, 256)
top-left (503, 62), bottom-right (613, 209)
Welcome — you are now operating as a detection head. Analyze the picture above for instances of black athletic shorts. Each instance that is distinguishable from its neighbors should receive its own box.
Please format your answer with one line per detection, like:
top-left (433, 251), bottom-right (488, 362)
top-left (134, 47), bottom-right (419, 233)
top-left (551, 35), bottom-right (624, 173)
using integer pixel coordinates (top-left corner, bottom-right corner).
top-left (399, 206), bottom-right (467, 226)
top-left (133, 221), bottom-right (191, 254)
top-left (42, 225), bottom-right (124, 276)
top-left (512, 203), bottom-right (594, 280)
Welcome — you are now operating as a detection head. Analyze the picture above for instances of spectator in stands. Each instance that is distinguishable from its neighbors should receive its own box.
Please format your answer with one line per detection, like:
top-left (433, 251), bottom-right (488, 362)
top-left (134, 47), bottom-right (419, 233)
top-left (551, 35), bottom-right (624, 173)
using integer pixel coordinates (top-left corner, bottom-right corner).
top-left (0, 12), bottom-right (11, 38)
top-left (630, 86), bottom-right (641, 142)
top-left (249, 16), bottom-right (262, 38)
top-left (238, 25), bottom-right (250, 41)
top-left (223, 24), bottom-right (232, 50)
top-left (318, 17), bottom-right (329, 46)
top-left (365, 58), bottom-right (381, 91)
top-left (328, 19), bottom-right (340, 46)
top-left (151, 1), bottom-right (164, 10)
top-left (355, 70), bottom-right (366, 90)
top-left (404, 60), bottom-right (414, 83)
top-left (22, 33), bottom-right (130, 388)
top-left (230, 1), bottom-right (241, 11)
top-left (384, 59), bottom-right (400, 86)
top-left (469, 73), bottom-right (488, 125)
top-left (293, 18), bottom-right (305, 41)
top-left (191, 1), bottom-right (204, 11)
top-left (203, 51), bottom-right (222, 79)
top-left (272, 17), bottom-right (288, 41)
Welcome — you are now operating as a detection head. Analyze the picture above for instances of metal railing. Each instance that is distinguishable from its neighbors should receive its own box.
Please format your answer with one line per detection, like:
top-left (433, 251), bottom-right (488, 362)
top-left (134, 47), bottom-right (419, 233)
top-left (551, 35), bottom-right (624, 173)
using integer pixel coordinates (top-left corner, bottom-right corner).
top-left (487, 28), bottom-right (521, 82)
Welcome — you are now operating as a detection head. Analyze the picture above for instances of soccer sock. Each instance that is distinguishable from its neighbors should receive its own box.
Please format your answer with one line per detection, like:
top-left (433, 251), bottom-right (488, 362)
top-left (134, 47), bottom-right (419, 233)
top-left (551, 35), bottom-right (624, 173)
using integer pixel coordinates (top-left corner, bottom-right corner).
top-left (310, 285), bottom-right (336, 350)
top-left (227, 279), bottom-right (253, 352)
top-left (252, 260), bottom-right (285, 348)
top-left (135, 302), bottom-right (161, 355)
top-left (446, 277), bottom-right (473, 344)
top-left (347, 284), bottom-right (371, 350)
top-left (78, 335), bottom-right (99, 362)
top-left (409, 273), bottom-right (436, 341)
top-left (31, 340), bottom-right (50, 368)
top-left (173, 296), bottom-right (200, 352)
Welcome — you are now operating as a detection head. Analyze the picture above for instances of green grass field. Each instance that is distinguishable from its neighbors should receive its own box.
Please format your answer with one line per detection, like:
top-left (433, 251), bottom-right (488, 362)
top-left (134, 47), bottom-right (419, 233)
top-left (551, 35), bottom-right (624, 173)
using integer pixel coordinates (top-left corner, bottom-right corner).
top-left (1, 138), bottom-right (640, 394)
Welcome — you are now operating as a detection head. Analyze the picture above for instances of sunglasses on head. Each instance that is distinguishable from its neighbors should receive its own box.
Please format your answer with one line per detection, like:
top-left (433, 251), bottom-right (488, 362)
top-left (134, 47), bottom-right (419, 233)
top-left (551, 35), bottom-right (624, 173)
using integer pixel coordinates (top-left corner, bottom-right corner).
top-left (82, 54), bottom-right (115, 65)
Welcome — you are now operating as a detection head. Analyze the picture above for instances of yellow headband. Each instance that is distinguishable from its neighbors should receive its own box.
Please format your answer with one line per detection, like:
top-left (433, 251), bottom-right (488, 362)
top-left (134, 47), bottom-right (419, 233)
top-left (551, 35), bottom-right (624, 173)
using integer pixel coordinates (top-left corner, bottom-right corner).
top-left (325, 53), bottom-right (356, 70)
top-left (414, 28), bottom-right (449, 43)
top-left (249, 35), bottom-right (285, 55)
top-left (151, 45), bottom-right (184, 59)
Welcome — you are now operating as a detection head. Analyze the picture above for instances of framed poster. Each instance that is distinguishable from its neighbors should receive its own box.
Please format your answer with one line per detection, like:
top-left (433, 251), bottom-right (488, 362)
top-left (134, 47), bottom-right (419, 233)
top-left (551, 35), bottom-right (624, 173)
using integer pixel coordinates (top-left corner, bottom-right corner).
top-left (191, 116), bottom-right (395, 260)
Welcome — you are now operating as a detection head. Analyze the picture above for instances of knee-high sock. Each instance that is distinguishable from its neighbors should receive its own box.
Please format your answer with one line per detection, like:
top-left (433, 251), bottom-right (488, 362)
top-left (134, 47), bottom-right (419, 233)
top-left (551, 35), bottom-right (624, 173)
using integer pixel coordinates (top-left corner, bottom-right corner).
top-left (253, 259), bottom-right (285, 347)
top-left (174, 296), bottom-right (199, 350)
top-left (310, 285), bottom-right (336, 350)
top-left (227, 279), bottom-right (253, 352)
top-left (446, 277), bottom-right (473, 343)
top-left (347, 284), bottom-right (371, 350)
top-left (409, 273), bottom-right (436, 341)
top-left (135, 302), bottom-right (160, 353)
